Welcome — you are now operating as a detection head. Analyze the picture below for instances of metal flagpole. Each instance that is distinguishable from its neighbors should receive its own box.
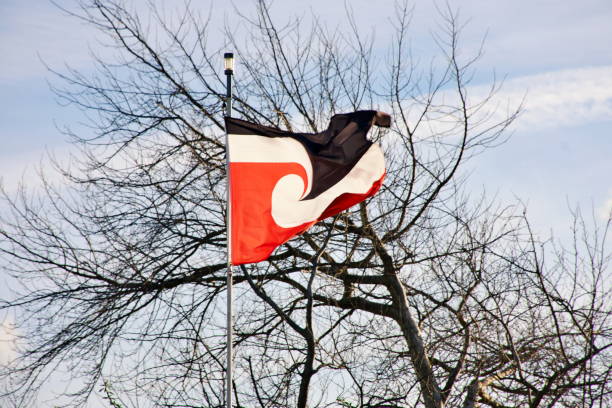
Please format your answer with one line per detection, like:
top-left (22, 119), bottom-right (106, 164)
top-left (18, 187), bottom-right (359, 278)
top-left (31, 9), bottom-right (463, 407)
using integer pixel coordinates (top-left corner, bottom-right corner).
top-left (224, 52), bottom-right (234, 408)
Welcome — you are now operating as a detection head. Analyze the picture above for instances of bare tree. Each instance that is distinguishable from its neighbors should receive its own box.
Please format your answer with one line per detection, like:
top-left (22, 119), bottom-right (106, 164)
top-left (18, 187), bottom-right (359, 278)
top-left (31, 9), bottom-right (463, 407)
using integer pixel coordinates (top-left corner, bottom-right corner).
top-left (1, 1), bottom-right (610, 407)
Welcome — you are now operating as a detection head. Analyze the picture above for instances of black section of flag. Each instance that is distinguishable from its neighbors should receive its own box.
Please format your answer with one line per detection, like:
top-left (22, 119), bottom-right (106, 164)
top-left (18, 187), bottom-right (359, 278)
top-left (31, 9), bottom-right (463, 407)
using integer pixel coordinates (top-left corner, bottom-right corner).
top-left (225, 110), bottom-right (390, 200)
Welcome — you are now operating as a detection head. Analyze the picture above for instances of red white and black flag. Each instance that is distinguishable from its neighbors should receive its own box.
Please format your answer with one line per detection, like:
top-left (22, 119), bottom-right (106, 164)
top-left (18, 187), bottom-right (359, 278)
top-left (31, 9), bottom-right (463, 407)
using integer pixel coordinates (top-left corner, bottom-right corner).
top-left (226, 110), bottom-right (390, 265)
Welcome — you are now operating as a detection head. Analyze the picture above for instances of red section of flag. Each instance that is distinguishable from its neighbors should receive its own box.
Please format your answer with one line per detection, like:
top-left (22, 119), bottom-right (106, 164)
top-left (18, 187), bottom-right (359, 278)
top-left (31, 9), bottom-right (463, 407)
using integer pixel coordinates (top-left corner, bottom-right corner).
top-left (230, 162), bottom-right (385, 265)
top-left (230, 162), bottom-right (312, 265)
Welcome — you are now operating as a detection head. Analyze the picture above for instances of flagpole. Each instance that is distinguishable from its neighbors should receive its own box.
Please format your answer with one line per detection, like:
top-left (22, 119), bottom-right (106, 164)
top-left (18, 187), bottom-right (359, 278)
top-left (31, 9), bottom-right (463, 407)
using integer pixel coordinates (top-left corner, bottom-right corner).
top-left (224, 52), bottom-right (234, 408)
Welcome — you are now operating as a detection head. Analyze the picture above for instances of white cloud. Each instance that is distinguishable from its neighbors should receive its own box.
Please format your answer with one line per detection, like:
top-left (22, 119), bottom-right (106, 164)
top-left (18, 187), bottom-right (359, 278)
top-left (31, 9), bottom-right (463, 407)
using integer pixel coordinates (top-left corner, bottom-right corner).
top-left (0, 318), bottom-right (18, 366)
top-left (395, 65), bottom-right (612, 142)
top-left (0, 1), bottom-right (97, 81)
top-left (599, 194), bottom-right (612, 222)
top-left (492, 66), bottom-right (612, 131)
top-left (419, 65), bottom-right (612, 136)
top-left (0, 147), bottom-right (73, 195)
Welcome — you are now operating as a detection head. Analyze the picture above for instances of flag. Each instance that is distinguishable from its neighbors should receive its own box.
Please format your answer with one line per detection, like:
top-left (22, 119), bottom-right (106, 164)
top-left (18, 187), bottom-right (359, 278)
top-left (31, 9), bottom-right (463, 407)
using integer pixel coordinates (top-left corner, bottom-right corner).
top-left (226, 110), bottom-right (390, 265)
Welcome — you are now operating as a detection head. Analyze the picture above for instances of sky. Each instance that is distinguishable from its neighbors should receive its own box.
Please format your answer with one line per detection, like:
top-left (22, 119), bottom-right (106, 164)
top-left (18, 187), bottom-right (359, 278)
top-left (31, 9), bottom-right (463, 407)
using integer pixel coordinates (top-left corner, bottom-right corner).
top-left (1, 0), bottom-right (612, 405)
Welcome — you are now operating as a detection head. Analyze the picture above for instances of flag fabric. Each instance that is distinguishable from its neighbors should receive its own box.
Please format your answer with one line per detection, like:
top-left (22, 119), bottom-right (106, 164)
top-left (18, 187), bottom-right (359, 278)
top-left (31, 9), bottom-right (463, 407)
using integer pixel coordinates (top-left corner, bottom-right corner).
top-left (226, 110), bottom-right (390, 265)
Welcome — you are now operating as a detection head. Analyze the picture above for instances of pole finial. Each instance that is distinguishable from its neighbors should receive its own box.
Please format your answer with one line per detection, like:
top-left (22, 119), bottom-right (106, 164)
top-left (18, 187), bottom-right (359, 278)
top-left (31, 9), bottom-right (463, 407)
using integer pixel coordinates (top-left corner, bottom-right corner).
top-left (224, 52), bottom-right (235, 74)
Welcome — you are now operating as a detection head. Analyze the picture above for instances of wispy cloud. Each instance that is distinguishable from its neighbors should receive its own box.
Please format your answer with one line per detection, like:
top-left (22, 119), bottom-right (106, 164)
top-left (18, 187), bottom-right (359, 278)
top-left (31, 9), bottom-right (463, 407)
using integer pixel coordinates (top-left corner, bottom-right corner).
top-left (488, 65), bottom-right (612, 131)
top-left (0, 147), bottom-right (73, 195)
top-left (0, 1), bottom-right (100, 82)
top-left (0, 318), bottom-right (18, 366)
top-left (399, 65), bottom-right (612, 141)
top-left (598, 193), bottom-right (612, 222)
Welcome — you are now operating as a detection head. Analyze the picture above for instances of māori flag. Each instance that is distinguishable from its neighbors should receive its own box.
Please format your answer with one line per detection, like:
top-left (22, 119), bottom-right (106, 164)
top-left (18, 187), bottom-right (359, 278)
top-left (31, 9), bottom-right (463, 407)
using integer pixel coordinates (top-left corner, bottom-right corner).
top-left (225, 110), bottom-right (390, 265)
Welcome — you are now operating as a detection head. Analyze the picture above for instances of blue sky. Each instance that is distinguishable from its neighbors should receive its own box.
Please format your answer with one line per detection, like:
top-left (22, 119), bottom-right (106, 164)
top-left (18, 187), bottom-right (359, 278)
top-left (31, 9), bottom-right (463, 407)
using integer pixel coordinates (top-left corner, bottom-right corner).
top-left (1, 0), bottom-right (612, 404)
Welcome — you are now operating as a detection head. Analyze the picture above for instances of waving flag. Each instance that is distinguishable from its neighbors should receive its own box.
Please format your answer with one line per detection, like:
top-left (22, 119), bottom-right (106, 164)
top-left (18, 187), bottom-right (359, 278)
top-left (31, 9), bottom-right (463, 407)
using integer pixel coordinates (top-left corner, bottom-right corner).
top-left (226, 110), bottom-right (390, 265)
